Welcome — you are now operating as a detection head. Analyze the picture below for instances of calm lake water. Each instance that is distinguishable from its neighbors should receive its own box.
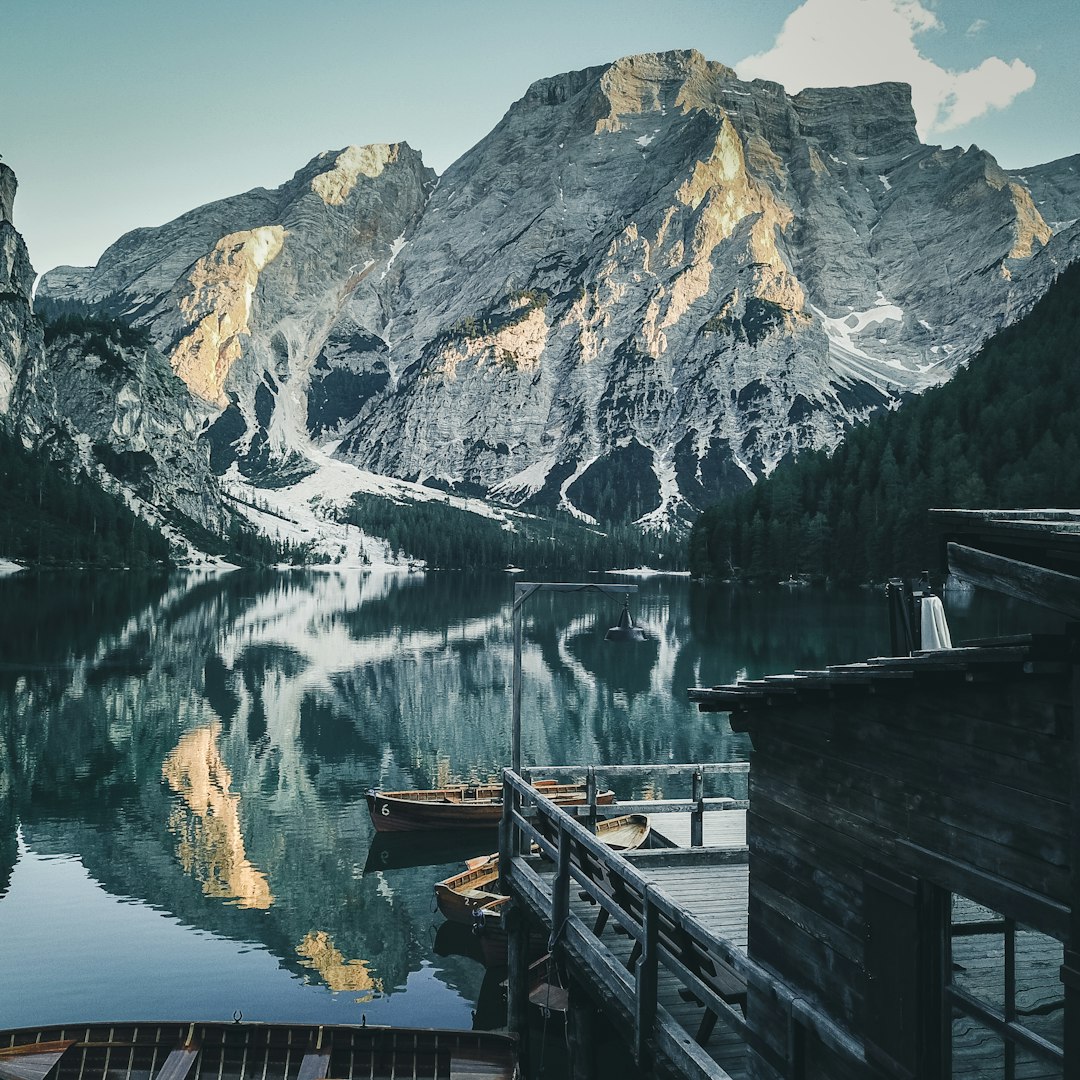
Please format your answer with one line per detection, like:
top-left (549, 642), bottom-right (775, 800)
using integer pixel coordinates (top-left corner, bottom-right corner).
top-left (0, 569), bottom-right (1047, 1030)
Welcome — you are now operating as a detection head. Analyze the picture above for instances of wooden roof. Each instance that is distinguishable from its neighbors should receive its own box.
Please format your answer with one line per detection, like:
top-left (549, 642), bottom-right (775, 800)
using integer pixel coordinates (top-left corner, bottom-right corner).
top-left (931, 509), bottom-right (1080, 617)
top-left (688, 633), bottom-right (1074, 713)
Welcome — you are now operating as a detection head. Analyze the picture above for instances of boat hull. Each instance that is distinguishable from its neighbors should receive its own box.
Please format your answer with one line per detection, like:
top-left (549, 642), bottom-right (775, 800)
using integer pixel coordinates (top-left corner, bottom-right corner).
top-left (366, 782), bottom-right (614, 833)
top-left (434, 858), bottom-right (506, 925)
top-left (0, 1022), bottom-right (519, 1080)
top-left (435, 814), bottom-right (652, 945)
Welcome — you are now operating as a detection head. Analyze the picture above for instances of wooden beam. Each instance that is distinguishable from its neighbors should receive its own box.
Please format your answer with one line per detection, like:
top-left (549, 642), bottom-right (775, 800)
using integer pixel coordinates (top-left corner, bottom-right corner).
top-left (896, 840), bottom-right (1070, 941)
top-left (948, 542), bottom-right (1080, 618)
top-left (623, 847), bottom-right (749, 869)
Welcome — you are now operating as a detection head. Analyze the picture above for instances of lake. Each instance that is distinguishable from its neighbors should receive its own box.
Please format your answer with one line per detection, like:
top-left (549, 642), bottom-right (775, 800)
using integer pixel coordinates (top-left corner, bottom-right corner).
top-left (0, 568), bottom-right (1045, 1030)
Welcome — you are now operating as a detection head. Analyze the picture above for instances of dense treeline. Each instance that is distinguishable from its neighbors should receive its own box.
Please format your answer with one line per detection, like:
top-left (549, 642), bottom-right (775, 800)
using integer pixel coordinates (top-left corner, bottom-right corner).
top-left (689, 261), bottom-right (1080, 583)
top-left (41, 312), bottom-right (152, 351)
top-left (344, 493), bottom-right (687, 573)
top-left (0, 425), bottom-right (310, 569)
top-left (0, 427), bottom-right (171, 567)
top-left (169, 505), bottom-right (314, 568)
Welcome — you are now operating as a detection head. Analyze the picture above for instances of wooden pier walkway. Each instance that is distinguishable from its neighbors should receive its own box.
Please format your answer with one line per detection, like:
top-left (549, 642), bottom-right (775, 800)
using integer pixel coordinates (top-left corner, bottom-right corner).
top-left (499, 770), bottom-right (782, 1080)
top-left (564, 865), bottom-right (750, 1079)
top-left (497, 761), bottom-right (1064, 1079)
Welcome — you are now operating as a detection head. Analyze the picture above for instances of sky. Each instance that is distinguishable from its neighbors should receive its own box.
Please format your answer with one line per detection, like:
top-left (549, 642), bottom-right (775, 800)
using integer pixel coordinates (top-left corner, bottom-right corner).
top-left (2, 0), bottom-right (1077, 278)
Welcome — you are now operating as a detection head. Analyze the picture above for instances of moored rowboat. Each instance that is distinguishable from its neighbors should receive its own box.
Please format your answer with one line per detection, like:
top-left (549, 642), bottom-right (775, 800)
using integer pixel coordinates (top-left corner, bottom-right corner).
top-left (0, 1022), bottom-right (519, 1080)
top-left (366, 779), bottom-right (614, 833)
top-left (433, 814), bottom-right (652, 926)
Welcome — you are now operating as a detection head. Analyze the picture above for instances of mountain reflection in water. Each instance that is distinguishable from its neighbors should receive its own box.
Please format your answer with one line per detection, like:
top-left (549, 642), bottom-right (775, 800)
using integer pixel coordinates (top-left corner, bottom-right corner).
top-left (163, 723), bottom-right (274, 910)
top-left (0, 568), bottom-right (1046, 1028)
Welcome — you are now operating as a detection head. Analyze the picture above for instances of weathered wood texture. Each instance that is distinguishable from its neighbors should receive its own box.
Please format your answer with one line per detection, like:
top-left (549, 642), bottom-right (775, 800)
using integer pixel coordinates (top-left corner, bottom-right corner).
top-left (693, 648), bottom-right (1073, 1080)
top-left (948, 543), bottom-right (1080, 619)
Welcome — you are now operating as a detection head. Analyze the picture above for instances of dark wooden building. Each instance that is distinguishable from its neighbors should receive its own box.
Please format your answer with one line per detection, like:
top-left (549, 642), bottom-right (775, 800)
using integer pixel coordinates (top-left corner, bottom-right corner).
top-left (688, 510), bottom-right (1078, 1079)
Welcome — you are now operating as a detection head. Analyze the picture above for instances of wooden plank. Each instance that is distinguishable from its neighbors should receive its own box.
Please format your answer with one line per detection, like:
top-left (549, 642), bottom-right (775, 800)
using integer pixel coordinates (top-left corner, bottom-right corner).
top-left (751, 711), bottom-right (1071, 870)
top-left (0, 1049), bottom-right (69, 1080)
top-left (745, 690), bottom-right (1071, 822)
top-left (624, 847), bottom-right (749, 869)
top-left (154, 1047), bottom-right (199, 1080)
top-left (948, 542), bottom-right (1080, 618)
top-left (749, 895), bottom-right (865, 1025)
top-left (296, 1052), bottom-right (330, 1080)
top-left (528, 762), bottom-right (750, 778)
top-left (897, 841), bottom-right (1070, 941)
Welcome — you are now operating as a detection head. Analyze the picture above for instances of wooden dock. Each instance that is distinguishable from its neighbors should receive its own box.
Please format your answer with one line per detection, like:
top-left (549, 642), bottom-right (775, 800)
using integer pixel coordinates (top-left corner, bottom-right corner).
top-left (497, 769), bottom-right (860, 1080)
top-left (497, 764), bottom-right (1067, 1079)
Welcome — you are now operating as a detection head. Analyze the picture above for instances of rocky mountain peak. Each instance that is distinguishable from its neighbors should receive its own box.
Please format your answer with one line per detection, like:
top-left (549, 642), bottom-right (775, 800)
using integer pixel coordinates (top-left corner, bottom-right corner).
top-left (791, 81), bottom-right (919, 159)
top-left (0, 163), bottom-right (16, 225)
top-left (0, 164), bottom-right (41, 418)
top-left (309, 144), bottom-right (402, 205)
top-left (25, 55), bottom-right (1080, 542)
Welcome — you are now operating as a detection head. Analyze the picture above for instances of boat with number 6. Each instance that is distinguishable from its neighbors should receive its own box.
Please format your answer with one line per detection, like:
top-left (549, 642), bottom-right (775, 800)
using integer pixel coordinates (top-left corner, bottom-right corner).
top-left (365, 778), bottom-right (614, 832)
top-left (0, 1021), bottom-right (519, 1080)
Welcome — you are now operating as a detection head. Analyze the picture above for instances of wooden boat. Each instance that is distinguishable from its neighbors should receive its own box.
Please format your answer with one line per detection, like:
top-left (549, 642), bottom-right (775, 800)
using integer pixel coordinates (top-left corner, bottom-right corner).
top-left (366, 778), bottom-right (614, 833)
top-left (434, 814), bottom-right (651, 926)
top-left (0, 1021), bottom-right (519, 1080)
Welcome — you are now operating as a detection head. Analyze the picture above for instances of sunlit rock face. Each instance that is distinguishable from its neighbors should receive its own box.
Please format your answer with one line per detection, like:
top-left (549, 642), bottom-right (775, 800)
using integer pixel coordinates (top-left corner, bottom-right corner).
top-left (337, 51), bottom-right (1078, 525)
top-left (35, 52), bottom-right (1080, 529)
top-left (0, 164), bottom-right (43, 421)
top-left (38, 143), bottom-right (436, 485)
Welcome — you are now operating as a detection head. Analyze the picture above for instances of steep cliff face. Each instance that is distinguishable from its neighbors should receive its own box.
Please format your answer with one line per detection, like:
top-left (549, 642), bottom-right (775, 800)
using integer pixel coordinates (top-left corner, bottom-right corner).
top-left (40, 144), bottom-right (436, 488)
top-left (0, 164), bottom-right (43, 422)
top-left (35, 51), bottom-right (1080, 533)
top-left (15, 322), bottom-right (227, 535)
top-left (334, 53), bottom-right (1077, 525)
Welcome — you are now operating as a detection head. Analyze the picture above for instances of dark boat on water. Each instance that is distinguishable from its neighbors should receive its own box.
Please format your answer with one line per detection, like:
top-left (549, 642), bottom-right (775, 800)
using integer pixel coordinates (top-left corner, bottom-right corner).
top-left (0, 1022), bottom-right (519, 1080)
top-left (366, 779), bottom-right (614, 833)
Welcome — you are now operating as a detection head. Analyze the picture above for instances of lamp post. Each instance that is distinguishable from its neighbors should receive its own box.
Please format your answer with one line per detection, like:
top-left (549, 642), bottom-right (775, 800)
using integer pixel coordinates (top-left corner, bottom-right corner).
top-left (510, 581), bottom-right (645, 776)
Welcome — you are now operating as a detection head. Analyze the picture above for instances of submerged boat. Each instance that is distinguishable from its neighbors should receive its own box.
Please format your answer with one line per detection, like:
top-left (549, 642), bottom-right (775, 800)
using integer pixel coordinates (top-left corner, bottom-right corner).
top-left (0, 1021), bottom-right (519, 1080)
top-left (433, 814), bottom-right (652, 925)
top-left (366, 779), bottom-right (614, 833)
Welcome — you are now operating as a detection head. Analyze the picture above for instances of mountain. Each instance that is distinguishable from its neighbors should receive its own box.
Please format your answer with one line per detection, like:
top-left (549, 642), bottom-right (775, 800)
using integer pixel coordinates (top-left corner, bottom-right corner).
top-left (0, 163), bottom-right (42, 420)
top-left (0, 165), bottom-right (175, 567)
top-left (688, 259), bottom-right (1080, 583)
top-left (31, 50), bottom-right (1080, 540)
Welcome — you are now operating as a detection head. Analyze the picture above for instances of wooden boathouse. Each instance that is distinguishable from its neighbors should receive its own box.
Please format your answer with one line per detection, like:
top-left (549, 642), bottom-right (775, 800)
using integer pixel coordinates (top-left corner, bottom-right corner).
top-left (497, 510), bottom-right (1076, 1079)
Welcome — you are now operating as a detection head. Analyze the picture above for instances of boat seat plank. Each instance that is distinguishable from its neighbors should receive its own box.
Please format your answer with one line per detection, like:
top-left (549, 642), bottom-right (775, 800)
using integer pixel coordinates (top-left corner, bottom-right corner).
top-left (154, 1046), bottom-right (199, 1080)
top-left (0, 1048), bottom-right (70, 1080)
top-left (449, 1060), bottom-right (509, 1080)
top-left (296, 1052), bottom-right (331, 1080)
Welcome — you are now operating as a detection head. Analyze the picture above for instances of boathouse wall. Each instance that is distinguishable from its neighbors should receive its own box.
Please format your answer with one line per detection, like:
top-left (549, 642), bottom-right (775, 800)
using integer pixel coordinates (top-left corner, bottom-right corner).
top-left (720, 663), bottom-right (1072, 1079)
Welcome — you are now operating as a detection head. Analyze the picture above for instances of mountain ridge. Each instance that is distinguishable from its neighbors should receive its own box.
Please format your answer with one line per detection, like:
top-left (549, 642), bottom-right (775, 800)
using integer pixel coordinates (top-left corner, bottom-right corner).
top-left (16, 49), bottom-right (1080, 551)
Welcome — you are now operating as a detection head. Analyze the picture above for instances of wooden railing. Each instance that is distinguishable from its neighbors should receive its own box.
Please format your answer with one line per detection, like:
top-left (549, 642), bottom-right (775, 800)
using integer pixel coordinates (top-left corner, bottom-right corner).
top-left (522, 762), bottom-right (749, 846)
top-left (497, 766), bottom-right (867, 1080)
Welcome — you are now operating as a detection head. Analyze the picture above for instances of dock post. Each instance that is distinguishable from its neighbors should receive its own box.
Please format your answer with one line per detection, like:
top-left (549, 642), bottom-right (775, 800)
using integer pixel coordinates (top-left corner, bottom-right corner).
top-left (633, 887), bottom-right (659, 1068)
top-left (506, 900), bottom-right (531, 1068)
top-left (499, 770), bottom-right (513, 884)
top-left (1066, 655), bottom-right (1080, 1070)
top-left (691, 765), bottom-right (704, 847)
top-left (550, 824), bottom-right (571, 950)
top-left (567, 981), bottom-right (596, 1080)
top-left (586, 766), bottom-right (597, 834)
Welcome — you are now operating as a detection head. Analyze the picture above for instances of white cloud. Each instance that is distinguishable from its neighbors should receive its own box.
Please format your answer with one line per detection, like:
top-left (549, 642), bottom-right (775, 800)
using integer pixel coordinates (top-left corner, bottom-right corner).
top-left (736, 0), bottom-right (1035, 138)
top-left (966, 18), bottom-right (989, 36)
